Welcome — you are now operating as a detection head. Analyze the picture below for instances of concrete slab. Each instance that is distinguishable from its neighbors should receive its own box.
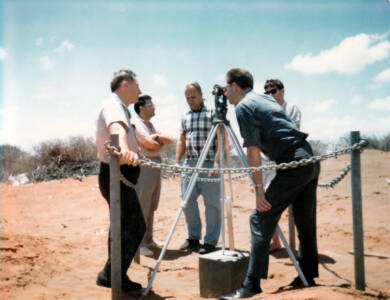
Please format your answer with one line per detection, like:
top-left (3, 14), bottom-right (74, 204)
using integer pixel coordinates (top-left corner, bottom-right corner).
top-left (199, 250), bottom-right (250, 298)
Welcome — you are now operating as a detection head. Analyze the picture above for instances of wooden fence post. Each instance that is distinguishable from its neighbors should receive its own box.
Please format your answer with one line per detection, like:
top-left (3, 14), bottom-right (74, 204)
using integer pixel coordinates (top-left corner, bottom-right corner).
top-left (110, 134), bottom-right (122, 299)
top-left (350, 131), bottom-right (365, 291)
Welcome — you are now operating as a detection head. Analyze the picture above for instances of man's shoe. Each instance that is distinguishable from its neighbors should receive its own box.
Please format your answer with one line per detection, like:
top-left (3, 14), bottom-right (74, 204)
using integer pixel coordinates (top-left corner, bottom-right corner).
top-left (146, 240), bottom-right (164, 248)
top-left (122, 278), bottom-right (142, 292)
top-left (96, 272), bottom-right (142, 292)
top-left (96, 271), bottom-right (110, 288)
top-left (199, 243), bottom-right (216, 254)
top-left (288, 276), bottom-right (316, 287)
top-left (179, 239), bottom-right (200, 252)
top-left (140, 246), bottom-right (154, 256)
top-left (218, 286), bottom-right (261, 299)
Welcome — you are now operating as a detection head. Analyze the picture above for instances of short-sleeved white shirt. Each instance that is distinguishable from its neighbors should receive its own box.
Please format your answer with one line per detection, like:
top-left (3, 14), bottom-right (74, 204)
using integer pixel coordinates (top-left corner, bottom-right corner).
top-left (96, 93), bottom-right (139, 163)
top-left (282, 101), bottom-right (301, 129)
top-left (132, 117), bottom-right (161, 158)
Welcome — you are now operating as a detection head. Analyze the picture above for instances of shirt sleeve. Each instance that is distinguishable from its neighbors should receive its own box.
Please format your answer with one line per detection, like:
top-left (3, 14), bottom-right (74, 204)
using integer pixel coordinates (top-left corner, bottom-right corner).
top-left (102, 101), bottom-right (130, 131)
top-left (288, 105), bottom-right (302, 128)
top-left (235, 104), bottom-right (262, 149)
top-left (132, 119), bottom-right (146, 141)
top-left (179, 115), bottom-right (186, 135)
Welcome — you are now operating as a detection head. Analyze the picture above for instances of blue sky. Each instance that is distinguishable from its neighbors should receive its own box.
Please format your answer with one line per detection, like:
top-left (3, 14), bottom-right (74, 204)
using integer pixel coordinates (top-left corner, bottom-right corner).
top-left (1, 0), bottom-right (390, 151)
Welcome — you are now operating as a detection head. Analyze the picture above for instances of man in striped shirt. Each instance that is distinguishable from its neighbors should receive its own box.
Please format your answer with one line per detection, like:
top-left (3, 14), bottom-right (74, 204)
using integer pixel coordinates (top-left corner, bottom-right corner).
top-left (175, 82), bottom-right (221, 255)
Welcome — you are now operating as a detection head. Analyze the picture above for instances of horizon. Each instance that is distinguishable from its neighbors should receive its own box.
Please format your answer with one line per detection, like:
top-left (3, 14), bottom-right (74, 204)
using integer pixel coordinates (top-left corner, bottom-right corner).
top-left (1, 0), bottom-right (390, 152)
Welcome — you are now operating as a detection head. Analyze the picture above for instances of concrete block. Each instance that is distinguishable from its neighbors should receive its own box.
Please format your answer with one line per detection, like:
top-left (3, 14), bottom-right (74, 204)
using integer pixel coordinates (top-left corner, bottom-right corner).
top-left (199, 250), bottom-right (250, 298)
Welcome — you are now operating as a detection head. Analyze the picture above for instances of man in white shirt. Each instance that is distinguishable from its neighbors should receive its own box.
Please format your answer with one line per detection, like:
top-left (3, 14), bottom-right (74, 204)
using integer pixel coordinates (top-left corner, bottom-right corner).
top-left (95, 69), bottom-right (145, 293)
top-left (133, 95), bottom-right (172, 256)
top-left (263, 79), bottom-right (302, 252)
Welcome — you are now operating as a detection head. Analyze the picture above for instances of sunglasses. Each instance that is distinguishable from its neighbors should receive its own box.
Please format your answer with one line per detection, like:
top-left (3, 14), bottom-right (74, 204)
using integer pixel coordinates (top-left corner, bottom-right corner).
top-left (264, 88), bottom-right (278, 95)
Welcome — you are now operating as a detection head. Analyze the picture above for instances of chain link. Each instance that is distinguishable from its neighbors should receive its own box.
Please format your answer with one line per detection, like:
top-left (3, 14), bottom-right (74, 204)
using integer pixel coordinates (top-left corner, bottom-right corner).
top-left (104, 140), bottom-right (367, 187)
top-left (135, 140), bottom-right (367, 174)
top-left (318, 164), bottom-right (351, 189)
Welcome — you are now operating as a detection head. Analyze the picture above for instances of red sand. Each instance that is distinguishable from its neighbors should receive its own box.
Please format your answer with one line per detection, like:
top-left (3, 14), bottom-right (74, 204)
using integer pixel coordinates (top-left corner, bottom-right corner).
top-left (1, 149), bottom-right (390, 299)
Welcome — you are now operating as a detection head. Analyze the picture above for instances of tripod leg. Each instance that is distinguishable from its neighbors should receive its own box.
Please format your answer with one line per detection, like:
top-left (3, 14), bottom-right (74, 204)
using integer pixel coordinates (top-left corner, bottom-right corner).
top-left (143, 123), bottom-right (221, 296)
top-left (222, 127), bottom-right (235, 251)
top-left (224, 124), bottom-right (309, 287)
top-left (217, 126), bottom-right (226, 252)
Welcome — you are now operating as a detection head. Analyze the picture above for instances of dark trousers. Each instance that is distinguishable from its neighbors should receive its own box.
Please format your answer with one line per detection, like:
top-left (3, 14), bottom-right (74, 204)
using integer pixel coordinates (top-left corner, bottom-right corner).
top-left (246, 141), bottom-right (320, 280)
top-left (98, 163), bottom-right (146, 280)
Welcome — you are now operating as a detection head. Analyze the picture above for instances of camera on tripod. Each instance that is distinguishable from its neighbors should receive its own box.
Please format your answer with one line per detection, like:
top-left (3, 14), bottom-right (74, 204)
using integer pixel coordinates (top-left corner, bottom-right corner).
top-left (212, 84), bottom-right (228, 123)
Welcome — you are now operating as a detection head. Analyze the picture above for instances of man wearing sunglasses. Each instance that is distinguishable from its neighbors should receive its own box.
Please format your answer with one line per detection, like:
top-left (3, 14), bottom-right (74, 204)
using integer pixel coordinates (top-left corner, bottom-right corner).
top-left (263, 79), bottom-right (302, 252)
top-left (220, 68), bottom-right (319, 299)
top-left (133, 95), bottom-right (173, 257)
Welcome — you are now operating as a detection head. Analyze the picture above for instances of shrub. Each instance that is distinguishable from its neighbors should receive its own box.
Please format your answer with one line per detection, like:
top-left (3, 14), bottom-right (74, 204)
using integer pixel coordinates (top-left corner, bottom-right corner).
top-left (0, 136), bottom-right (99, 183)
top-left (0, 144), bottom-right (32, 181)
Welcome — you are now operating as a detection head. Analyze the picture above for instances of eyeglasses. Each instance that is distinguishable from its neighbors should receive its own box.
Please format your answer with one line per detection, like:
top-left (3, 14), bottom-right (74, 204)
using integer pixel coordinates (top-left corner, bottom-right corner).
top-left (144, 103), bottom-right (154, 107)
top-left (264, 88), bottom-right (278, 95)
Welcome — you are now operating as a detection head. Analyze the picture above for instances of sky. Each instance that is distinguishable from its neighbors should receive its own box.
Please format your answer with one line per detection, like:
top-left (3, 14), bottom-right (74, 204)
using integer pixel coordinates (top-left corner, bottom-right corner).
top-left (1, 0), bottom-right (390, 152)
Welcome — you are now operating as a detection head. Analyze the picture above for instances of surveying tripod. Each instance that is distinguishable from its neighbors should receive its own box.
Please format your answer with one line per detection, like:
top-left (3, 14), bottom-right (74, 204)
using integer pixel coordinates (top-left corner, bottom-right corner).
top-left (143, 86), bottom-right (308, 296)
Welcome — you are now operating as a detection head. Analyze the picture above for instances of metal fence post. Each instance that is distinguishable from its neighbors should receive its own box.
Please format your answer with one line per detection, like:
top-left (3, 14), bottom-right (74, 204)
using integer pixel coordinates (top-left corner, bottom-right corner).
top-left (350, 131), bottom-right (365, 291)
top-left (288, 205), bottom-right (296, 251)
top-left (110, 134), bottom-right (122, 299)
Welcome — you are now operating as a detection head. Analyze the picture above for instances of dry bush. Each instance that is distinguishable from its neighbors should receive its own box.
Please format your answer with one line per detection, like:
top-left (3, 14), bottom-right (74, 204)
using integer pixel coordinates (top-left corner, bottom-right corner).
top-left (0, 145), bottom-right (33, 181)
top-left (0, 136), bottom-right (99, 183)
top-left (363, 134), bottom-right (390, 152)
top-left (30, 136), bottom-right (98, 182)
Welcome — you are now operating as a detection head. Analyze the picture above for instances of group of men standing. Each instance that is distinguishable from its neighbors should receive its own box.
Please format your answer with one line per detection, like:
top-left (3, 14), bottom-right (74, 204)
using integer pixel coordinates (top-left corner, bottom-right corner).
top-left (94, 68), bottom-right (319, 299)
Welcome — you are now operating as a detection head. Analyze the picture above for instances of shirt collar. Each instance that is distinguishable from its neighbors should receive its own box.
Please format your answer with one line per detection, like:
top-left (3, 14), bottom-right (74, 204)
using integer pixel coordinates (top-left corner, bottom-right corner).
top-left (190, 101), bottom-right (205, 113)
top-left (112, 93), bottom-right (131, 117)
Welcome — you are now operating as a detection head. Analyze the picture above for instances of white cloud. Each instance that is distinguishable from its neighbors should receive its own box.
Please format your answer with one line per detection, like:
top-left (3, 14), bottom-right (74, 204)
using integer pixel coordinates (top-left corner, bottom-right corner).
top-left (367, 96), bottom-right (390, 111)
top-left (0, 104), bottom-right (19, 117)
top-left (152, 73), bottom-right (168, 87)
top-left (216, 73), bottom-right (225, 82)
top-left (32, 92), bottom-right (51, 101)
top-left (312, 99), bottom-right (336, 113)
top-left (285, 33), bottom-right (390, 75)
top-left (350, 95), bottom-right (363, 105)
top-left (54, 40), bottom-right (75, 54)
top-left (373, 68), bottom-right (390, 83)
top-left (35, 37), bottom-right (43, 46)
top-left (302, 114), bottom-right (390, 142)
top-left (0, 48), bottom-right (8, 61)
top-left (253, 81), bottom-right (265, 94)
top-left (368, 83), bottom-right (382, 90)
top-left (40, 56), bottom-right (54, 70)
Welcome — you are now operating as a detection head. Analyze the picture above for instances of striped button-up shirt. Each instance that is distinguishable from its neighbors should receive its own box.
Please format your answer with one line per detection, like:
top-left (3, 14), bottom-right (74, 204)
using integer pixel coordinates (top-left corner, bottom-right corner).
top-left (180, 102), bottom-right (217, 161)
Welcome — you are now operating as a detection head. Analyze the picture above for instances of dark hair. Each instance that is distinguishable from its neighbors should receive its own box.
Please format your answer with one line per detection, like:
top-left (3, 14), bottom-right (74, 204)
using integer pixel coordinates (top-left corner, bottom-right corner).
top-left (264, 79), bottom-right (284, 90)
top-left (185, 82), bottom-right (202, 94)
top-left (110, 69), bottom-right (136, 92)
top-left (134, 94), bottom-right (152, 115)
top-left (226, 68), bottom-right (253, 89)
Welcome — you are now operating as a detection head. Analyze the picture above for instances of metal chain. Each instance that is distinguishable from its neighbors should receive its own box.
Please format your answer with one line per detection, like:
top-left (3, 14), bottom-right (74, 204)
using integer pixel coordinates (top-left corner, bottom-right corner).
top-left (181, 164), bottom-right (351, 188)
top-left (318, 164), bottom-right (351, 189)
top-left (119, 174), bottom-right (137, 189)
top-left (135, 140), bottom-right (367, 174)
top-left (104, 140), bottom-right (367, 182)
top-left (180, 172), bottom-right (249, 183)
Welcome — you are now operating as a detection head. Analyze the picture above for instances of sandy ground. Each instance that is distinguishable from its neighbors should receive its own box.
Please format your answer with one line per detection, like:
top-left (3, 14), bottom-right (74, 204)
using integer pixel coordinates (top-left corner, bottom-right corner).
top-left (1, 149), bottom-right (390, 300)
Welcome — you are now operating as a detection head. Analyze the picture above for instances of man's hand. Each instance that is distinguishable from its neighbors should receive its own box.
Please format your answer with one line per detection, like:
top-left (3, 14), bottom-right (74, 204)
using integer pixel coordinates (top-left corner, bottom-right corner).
top-left (151, 134), bottom-right (161, 144)
top-left (255, 191), bottom-right (272, 212)
top-left (121, 150), bottom-right (139, 166)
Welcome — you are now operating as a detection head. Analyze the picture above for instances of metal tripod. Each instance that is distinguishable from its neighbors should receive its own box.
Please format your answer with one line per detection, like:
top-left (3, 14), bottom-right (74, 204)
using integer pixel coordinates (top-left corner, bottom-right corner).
top-left (143, 109), bottom-right (308, 297)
